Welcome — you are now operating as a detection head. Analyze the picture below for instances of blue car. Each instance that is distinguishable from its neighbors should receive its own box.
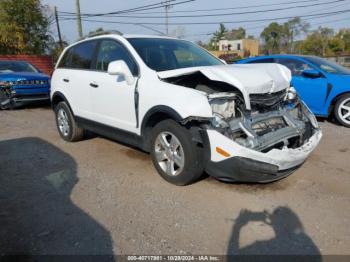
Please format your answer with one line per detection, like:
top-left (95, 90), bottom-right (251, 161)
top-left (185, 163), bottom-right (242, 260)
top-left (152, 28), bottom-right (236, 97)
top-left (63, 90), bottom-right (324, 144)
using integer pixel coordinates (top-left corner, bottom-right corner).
top-left (237, 55), bottom-right (350, 127)
top-left (0, 60), bottom-right (50, 109)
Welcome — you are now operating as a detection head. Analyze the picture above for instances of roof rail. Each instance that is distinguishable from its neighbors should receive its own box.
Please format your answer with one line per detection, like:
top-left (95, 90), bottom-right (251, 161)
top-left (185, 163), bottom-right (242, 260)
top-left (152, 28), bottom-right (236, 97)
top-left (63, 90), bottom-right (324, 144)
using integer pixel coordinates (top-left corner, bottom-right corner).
top-left (78, 30), bottom-right (123, 41)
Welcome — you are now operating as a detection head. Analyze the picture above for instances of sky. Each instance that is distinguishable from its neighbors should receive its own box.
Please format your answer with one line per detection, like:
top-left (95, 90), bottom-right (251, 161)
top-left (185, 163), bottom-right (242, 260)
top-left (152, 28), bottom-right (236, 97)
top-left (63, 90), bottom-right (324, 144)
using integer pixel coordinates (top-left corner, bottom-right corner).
top-left (42, 0), bottom-right (350, 44)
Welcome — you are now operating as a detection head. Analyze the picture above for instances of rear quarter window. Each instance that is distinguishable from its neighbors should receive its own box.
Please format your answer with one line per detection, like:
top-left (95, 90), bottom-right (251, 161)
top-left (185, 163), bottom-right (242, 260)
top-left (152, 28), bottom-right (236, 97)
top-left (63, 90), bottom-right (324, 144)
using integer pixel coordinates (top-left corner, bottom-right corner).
top-left (58, 40), bottom-right (98, 70)
top-left (57, 49), bottom-right (72, 68)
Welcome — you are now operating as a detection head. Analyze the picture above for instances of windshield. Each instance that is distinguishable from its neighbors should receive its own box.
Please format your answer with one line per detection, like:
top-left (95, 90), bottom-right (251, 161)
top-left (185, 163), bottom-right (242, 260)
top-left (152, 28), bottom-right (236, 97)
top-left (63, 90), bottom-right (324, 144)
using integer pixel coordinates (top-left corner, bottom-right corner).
top-left (127, 38), bottom-right (223, 71)
top-left (305, 56), bottom-right (350, 75)
top-left (0, 61), bottom-right (38, 73)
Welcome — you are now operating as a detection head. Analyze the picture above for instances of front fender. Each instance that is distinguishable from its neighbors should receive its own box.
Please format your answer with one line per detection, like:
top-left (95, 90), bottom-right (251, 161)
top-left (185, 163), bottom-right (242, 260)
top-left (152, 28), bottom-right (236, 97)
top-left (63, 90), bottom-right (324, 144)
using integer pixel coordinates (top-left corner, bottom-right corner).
top-left (138, 79), bottom-right (213, 122)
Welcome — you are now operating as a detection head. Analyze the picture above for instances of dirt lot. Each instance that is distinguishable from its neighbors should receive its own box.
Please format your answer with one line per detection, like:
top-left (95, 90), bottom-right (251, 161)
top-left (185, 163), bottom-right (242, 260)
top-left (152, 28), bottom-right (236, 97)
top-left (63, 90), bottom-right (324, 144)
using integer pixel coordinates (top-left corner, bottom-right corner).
top-left (0, 107), bottom-right (350, 256)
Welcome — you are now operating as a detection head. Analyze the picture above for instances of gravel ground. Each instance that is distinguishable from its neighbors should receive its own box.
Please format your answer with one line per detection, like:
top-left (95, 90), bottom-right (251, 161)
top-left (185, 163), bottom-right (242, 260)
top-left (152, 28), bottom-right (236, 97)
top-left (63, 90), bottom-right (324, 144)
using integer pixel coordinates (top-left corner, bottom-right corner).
top-left (0, 107), bottom-right (349, 256)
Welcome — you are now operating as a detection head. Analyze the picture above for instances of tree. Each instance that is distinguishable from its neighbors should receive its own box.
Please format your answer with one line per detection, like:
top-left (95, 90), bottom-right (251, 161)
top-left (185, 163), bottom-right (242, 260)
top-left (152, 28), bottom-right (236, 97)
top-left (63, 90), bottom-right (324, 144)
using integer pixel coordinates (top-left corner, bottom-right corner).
top-left (336, 29), bottom-right (350, 53)
top-left (0, 0), bottom-right (51, 55)
top-left (299, 27), bottom-right (334, 56)
top-left (225, 27), bottom-right (246, 40)
top-left (260, 22), bottom-right (284, 54)
top-left (319, 27), bottom-right (334, 56)
top-left (299, 32), bottom-right (323, 56)
top-left (210, 23), bottom-right (227, 50)
top-left (283, 17), bottom-right (309, 53)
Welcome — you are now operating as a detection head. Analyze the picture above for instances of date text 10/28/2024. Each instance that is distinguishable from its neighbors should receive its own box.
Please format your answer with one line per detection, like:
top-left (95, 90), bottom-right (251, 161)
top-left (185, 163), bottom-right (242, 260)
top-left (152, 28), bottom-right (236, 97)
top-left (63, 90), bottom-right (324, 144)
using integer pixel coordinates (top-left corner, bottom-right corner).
top-left (127, 256), bottom-right (220, 261)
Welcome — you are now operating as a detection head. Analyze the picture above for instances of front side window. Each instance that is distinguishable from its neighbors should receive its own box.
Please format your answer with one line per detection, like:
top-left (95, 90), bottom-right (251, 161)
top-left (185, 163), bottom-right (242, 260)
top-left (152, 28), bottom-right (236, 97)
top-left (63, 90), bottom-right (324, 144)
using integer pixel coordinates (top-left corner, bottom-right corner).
top-left (0, 61), bottom-right (38, 73)
top-left (127, 38), bottom-right (223, 72)
top-left (305, 56), bottom-right (350, 75)
top-left (275, 58), bottom-right (312, 76)
top-left (69, 40), bottom-right (97, 69)
top-left (95, 40), bottom-right (138, 75)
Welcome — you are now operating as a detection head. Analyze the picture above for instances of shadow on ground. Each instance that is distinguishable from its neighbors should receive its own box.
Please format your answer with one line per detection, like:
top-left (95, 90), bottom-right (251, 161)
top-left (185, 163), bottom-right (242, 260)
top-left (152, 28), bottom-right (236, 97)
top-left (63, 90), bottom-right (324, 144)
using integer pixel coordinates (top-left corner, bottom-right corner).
top-left (227, 207), bottom-right (321, 261)
top-left (0, 137), bottom-right (114, 257)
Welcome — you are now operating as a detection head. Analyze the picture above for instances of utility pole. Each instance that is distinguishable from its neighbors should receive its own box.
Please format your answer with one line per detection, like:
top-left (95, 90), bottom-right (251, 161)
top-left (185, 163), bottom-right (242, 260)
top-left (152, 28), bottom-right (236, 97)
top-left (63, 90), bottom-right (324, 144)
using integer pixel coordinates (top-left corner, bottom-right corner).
top-left (76, 0), bottom-right (83, 38)
top-left (54, 6), bottom-right (63, 48)
top-left (163, 0), bottom-right (171, 35)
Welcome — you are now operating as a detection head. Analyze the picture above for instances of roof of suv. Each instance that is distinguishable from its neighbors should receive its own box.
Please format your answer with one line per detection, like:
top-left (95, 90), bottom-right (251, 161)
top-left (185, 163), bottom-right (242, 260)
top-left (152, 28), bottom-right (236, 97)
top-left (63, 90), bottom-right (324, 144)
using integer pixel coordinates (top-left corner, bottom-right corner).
top-left (83, 31), bottom-right (177, 41)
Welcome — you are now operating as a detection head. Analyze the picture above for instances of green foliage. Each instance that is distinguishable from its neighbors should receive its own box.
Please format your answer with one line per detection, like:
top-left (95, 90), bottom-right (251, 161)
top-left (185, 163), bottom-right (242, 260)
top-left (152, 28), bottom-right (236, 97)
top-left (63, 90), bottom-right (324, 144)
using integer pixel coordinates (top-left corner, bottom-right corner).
top-left (209, 23), bottom-right (228, 50)
top-left (283, 17), bottom-right (309, 52)
top-left (225, 27), bottom-right (246, 40)
top-left (299, 27), bottom-right (334, 56)
top-left (0, 0), bottom-right (51, 55)
top-left (336, 29), bottom-right (350, 53)
top-left (260, 22), bottom-right (285, 54)
top-left (260, 18), bottom-right (309, 54)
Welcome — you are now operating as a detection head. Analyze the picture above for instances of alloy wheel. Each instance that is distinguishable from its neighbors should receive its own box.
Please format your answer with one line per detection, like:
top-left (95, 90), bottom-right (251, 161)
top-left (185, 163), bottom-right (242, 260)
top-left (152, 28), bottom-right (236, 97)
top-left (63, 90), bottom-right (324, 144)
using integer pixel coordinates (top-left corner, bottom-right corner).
top-left (154, 131), bottom-right (185, 176)
top-left (338, 98), bottom-right (350, 125)
top-left (57, 108), bottom-right (70, 136)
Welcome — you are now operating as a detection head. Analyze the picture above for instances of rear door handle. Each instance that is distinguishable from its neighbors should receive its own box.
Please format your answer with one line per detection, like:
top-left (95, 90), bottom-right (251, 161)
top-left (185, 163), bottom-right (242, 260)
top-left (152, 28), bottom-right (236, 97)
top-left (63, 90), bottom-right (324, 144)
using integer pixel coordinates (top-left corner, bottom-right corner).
top-left (90, 82), bottom-right (99, 88)
top-left (63, 78), bottom-right (69, 83)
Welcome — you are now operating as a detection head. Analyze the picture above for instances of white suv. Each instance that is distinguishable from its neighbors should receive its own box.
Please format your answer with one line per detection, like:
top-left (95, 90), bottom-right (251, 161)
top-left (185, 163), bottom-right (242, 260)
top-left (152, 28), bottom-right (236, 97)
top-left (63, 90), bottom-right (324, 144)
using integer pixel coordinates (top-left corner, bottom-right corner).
top-left (51, 32), bottom-right (322, 185)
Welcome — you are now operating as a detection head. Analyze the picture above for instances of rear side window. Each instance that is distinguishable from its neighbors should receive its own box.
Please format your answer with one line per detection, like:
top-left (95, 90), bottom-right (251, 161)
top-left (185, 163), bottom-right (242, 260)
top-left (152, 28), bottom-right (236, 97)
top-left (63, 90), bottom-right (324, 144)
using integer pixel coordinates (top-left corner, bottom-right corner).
top-left (95, 40), bottom-right (138, 75)
top-left (66, 40), bottom-right (98, 69)
top-left (247, 58), bottom-right (274, 63)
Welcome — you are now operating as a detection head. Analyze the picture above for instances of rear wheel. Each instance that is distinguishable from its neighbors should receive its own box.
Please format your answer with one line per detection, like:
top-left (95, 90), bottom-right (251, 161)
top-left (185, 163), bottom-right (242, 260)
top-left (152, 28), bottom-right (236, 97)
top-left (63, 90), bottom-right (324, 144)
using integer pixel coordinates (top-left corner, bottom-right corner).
top-left (54, 101), bottom-right (84, 141)
top-left (150, 119), bottom-right (204, 185)
top-left (334, 94), bottom-right (350, 127)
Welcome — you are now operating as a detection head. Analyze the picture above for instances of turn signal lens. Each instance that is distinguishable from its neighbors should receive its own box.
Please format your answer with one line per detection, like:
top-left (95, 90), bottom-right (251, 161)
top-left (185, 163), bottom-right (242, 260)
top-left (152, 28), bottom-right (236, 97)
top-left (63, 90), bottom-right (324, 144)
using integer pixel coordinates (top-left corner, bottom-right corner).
top-left (216, 147), bottom-right (231, 158)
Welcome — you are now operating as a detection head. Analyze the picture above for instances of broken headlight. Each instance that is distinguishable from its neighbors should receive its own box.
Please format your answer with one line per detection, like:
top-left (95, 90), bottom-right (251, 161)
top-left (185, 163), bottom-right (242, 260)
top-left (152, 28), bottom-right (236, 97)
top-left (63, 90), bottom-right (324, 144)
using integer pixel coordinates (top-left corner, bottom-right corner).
top-left (285, 86), bottom-right (297, 101)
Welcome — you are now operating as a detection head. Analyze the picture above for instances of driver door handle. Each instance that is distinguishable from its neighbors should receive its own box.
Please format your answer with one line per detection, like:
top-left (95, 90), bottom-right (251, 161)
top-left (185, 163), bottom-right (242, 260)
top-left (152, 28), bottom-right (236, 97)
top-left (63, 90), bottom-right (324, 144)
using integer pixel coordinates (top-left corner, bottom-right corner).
top-left (90, 82), bottom-right (99, 88)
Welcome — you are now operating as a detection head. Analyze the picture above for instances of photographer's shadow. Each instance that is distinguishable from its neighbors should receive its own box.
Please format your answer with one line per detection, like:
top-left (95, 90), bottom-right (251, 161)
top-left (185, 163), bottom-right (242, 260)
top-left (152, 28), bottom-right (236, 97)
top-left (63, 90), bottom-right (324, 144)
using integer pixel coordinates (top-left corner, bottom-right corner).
top-left (0, 137), bottom-right (114, 257)
top-left (227, 207), bottom-right (321, 258)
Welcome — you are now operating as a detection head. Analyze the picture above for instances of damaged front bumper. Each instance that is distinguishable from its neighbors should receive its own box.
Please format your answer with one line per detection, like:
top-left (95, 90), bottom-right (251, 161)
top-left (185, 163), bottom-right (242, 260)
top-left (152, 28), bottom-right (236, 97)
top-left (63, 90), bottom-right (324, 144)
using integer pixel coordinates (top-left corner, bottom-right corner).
top-left (204, 101), bottom-right (322, 183)
top-left (205, 128), bottom-right (321, 182)
top-left (0, 85), bottom-right (50, 108)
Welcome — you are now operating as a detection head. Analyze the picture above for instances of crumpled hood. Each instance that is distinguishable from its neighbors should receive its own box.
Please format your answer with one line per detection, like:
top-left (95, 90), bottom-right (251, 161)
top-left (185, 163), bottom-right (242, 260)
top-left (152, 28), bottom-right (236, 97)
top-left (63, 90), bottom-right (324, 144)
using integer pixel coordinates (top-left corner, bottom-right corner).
top-left (157, 63), bottom-right (291, 110)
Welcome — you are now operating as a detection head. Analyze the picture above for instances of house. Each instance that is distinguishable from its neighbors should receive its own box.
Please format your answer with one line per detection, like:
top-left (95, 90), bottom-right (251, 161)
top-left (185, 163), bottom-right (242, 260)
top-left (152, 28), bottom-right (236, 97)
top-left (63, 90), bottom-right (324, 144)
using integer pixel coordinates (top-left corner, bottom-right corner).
top-left (218, 38), bottom-right (259, 57)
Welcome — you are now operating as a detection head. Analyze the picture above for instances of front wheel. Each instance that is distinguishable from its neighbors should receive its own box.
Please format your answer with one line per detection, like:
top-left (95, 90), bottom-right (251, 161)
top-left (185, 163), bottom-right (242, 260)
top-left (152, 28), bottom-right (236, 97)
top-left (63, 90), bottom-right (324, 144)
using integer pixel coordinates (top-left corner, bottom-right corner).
top-left (150, 119), bottom-right (204, 186)
top-left (54, 102), bottom-right (84, 141)
top-left (334, 94), bottom-right (350, 127)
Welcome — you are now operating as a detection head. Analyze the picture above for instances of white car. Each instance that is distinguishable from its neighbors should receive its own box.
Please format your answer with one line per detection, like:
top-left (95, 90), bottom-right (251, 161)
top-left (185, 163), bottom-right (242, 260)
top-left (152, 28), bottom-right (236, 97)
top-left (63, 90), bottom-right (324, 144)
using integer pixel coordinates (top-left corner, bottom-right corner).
top-left (51, 32), bottom-right (322, 185)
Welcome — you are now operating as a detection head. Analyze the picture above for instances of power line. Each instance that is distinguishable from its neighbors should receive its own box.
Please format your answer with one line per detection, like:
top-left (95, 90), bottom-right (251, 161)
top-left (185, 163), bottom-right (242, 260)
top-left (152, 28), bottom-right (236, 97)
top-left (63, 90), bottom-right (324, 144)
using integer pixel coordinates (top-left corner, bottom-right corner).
top-left (59, 0), bottom-right (323, 16)
top-left (58, 0), bottom-right (193, 17)
top-left (184, 16), bottom-right (350, 38)
top-left (59, 0), bottom-right (345, 19)
top-left (58, 0), bottom-right (177, 15)
top-left (60, 9), bottom-right (350, 25)
top-left (129, 0), bottom-right (326, 14)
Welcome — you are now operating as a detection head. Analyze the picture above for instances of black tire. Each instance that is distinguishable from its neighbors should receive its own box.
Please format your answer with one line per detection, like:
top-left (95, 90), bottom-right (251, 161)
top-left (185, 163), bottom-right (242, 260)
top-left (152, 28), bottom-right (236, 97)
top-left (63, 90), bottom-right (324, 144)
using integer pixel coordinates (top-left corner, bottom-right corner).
top-left (150, 119), bottom-right (204, 185)
top-left (54, 101), bottom-right (84, 142)
top-left (334, 93), bottom-right (350, 128)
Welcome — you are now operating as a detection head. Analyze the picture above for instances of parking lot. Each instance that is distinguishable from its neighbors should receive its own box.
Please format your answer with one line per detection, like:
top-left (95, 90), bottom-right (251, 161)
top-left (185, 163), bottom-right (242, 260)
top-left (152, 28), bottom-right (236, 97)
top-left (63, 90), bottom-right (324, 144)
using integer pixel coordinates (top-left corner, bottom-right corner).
top-left (0, 106), bottom-right (350, 255)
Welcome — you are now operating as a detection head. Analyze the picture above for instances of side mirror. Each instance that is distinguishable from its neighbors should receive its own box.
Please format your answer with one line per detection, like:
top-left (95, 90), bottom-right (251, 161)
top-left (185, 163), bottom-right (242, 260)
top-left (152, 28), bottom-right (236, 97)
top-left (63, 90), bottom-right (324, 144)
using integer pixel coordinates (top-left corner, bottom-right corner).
top-left (107, 60), bottom-right (135, 85)
top-left (302, 69), bottom-right (322, 78)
